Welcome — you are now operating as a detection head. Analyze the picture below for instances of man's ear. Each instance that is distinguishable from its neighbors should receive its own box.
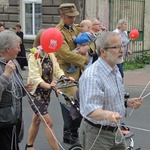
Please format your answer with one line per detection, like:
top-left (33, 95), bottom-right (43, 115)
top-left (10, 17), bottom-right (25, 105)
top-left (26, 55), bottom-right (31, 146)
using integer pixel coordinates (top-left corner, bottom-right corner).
top-left (100, 48), bottom-right (107, 56)
top-left (60, 13), bottom-right (65, 19)
top-left (100, 48), bottom-right (105, 54)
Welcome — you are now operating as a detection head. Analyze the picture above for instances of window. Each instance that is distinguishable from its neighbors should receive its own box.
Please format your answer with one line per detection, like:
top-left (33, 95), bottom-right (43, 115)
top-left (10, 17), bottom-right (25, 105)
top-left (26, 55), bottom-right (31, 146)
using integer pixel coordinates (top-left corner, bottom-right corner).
top-left (22, 0), bottom-right (42, 39)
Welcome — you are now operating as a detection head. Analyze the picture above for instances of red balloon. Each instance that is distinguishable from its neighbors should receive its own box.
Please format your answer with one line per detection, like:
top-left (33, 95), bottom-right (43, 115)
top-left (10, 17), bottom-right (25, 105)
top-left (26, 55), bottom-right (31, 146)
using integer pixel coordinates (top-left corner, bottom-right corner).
top-left (40, 28), bottom-right (63, 53)
top-left (129, 29), bottom-right (139, 40)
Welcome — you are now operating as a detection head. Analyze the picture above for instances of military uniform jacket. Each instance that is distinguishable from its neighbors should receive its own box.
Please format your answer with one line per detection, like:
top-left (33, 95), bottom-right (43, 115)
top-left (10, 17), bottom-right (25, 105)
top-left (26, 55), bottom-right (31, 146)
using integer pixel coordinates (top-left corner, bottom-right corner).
top-left (55, 20), bottom-right (95, 97)
top-left (55, 20), bottom-right (95, 70)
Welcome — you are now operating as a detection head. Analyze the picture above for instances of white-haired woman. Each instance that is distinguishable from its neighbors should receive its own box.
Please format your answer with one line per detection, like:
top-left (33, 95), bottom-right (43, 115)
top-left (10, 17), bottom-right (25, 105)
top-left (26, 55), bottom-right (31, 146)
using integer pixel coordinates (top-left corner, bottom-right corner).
top-left (0, 30), bottom-right (33, 150)
top-left (113, 19), bottom-right (131, 78)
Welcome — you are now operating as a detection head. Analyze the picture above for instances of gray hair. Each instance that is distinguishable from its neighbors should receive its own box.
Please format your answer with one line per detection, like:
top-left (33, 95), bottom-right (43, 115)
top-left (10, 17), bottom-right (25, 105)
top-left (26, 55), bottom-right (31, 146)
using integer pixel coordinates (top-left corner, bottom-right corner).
top-left (91, 18), bottom-right (100, 25)
top-left (117, 19), bottom-right (127, 29)
top-left (0, 30), bottom-right (21, 52)
top-left (95, 31), bottom-right (120, 55)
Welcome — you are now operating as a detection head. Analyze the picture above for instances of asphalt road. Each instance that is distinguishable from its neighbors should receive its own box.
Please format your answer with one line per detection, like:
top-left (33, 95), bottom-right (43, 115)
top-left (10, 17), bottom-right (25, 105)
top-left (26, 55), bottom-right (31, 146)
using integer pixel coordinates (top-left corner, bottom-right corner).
top-left (20, 91), bottom-right (70, 150)
top-left (124, 86), bottom-right (150, 150)
top-left (18, 85), bottom-right (150, 150)
top-left (19, 65), bottom-right (150, 150)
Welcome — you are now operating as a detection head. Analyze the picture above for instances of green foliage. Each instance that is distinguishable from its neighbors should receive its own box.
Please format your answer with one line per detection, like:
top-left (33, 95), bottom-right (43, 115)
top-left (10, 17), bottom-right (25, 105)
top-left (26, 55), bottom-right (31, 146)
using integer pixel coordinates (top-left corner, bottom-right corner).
top-left (123, 50), bottom-right (150, 71)
top-left (142, 50), bottom-right (150, 64)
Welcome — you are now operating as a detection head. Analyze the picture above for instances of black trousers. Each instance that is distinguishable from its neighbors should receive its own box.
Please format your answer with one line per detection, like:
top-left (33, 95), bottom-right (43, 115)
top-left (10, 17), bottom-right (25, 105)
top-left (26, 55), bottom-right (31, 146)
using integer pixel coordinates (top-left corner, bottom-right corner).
top-left (0, 126), bottom-right (19, 150)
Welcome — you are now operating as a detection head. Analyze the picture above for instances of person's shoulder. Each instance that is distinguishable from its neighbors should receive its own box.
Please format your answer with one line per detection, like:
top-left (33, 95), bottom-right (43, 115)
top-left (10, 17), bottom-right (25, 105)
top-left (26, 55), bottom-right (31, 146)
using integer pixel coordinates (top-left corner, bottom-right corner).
top-left (56, 23), bottom-right (63, 30)
top-left (86, 32), bottom-right (96, 41)
top-left (74, 23), bottom-right (80, 27)
top-left (113, 28), bottom-right (119, 33)
top-left (74, 24), bottom-right (80, 30)
top-left (48, 53), bottom-right (55, 58)
top-left (124, 31), bottom-right (128, 36)
top-left (85, 32), bottom-right (93, 36)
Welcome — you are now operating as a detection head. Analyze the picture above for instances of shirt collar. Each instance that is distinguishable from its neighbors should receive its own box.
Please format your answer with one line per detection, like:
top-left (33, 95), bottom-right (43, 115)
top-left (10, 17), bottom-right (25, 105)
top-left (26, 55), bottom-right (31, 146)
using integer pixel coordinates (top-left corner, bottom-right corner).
top-left (64, 24), bottom-right (74, 32)
top-left (0, 57), bottom-right (8, 64)
top-left (98, 57), bottom-right (119, 76)
top-left (60, 20), bottom-right (74, 32)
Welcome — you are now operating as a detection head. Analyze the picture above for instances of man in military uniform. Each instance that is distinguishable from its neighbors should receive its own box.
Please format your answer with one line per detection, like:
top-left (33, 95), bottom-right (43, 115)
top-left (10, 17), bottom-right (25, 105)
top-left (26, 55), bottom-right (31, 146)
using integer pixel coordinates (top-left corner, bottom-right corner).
top-left (55, 3), bottom-right (96, 144)
top-left (55, 3), bottom-right (96, 98)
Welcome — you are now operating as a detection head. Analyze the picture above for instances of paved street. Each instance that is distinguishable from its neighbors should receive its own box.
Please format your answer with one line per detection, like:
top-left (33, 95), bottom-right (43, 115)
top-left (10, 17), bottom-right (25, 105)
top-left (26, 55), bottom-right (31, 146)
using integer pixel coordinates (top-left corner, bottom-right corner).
top-left (19, 65), bottom-right (150, 150)
top-left (124, 65), bottom-right (150, 150)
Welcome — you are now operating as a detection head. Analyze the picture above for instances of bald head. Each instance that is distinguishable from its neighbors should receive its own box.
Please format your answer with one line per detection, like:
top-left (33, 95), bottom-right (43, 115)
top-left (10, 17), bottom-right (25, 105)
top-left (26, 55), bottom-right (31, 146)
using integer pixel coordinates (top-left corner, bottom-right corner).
top-left (80, 20), bottom-right (92, 28)
top-left (80, 19), bottom-right (92, 32)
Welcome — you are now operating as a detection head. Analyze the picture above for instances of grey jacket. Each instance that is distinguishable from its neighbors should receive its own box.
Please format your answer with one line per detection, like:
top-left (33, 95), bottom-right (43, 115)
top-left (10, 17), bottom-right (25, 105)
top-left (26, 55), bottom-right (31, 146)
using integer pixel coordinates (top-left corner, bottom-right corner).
top-left (0, 57), bottom-right (25, 118)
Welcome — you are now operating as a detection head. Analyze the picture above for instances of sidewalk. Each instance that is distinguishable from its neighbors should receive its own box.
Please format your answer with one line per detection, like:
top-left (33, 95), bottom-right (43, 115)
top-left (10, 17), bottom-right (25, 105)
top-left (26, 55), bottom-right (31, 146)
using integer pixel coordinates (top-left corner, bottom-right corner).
top-left (124, 64), bottom-right (150, 88)
top-left (21, 67), bottom-right (28, 81)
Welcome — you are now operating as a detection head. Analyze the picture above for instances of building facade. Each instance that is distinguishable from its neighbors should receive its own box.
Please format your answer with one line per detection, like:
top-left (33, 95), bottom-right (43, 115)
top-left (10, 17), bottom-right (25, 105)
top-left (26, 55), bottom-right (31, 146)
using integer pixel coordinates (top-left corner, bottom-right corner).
top-left (0, 0), bottom-right (150, 53)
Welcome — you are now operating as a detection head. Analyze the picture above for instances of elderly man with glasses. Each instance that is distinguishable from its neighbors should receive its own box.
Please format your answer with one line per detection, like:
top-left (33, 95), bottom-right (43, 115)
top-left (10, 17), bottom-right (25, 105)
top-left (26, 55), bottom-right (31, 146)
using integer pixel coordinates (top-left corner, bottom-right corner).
top-left (91, 18), bottom-right (106, 36)
top-left (79, 31), bottom-right (142, 150)
top-left (90, 18), bottom-right (107, 62)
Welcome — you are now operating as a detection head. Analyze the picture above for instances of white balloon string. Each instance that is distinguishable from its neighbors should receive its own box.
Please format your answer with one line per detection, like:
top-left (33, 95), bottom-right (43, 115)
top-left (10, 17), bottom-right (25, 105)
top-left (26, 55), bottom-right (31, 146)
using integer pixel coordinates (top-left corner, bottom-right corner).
top-left (14, 72), bottom-right (65, 150)
top-left (140, 80), bottom-right (150, 97)
top-left (115, 123), bottom-right (124, 145)
top-left (129, 80), bottom-right (150, 116)
top-left (0, 59), bottom-right (65, 150)
top-left (129, 107), bottom-right (135, 116)
top-left (142, 92), bottom-right (150, 99)
top-left (41, 53), bottom-right (47, 65)
top-left (88, 126), bottom-right (102, 150)
top-left (6, 73), bottom-right (23, 99)
top-left (119, 124), bottom-right (150, 133)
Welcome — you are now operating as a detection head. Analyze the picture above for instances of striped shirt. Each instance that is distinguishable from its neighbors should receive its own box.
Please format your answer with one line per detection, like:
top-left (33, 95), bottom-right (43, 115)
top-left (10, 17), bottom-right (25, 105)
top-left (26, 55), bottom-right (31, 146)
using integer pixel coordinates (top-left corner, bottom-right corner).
top-left (79, 57), bottom-right (125, 126)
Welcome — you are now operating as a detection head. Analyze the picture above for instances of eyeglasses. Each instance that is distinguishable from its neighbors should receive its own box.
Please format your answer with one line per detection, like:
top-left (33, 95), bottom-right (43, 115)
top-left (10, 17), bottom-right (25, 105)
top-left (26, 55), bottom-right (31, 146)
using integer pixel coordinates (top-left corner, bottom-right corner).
top-left (103, 45), bottom-right (126, 51)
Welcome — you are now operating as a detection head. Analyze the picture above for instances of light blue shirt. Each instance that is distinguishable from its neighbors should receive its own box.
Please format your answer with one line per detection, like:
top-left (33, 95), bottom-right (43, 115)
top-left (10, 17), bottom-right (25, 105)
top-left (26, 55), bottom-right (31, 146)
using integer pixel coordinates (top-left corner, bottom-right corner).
top-left (74, 32), bottom-right (96, 45)
top-left (119, 31), bottom-right (129, 56)
top-left (79, 57), bottom-right (125, 126)
top-left (113, 29), bottom-right (129, 57)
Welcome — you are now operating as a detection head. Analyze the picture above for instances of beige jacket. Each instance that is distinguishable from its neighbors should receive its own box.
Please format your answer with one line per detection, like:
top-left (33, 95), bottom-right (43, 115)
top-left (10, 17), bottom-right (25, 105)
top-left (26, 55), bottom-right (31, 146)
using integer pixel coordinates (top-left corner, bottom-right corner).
top-left (27, 52), bottom-right (64, 95)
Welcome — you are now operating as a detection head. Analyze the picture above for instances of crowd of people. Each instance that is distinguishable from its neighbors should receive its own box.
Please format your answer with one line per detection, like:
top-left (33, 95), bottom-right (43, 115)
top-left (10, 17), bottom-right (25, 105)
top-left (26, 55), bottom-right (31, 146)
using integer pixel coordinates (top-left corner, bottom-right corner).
top-left (0, 3), bottom-right (143, 150)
